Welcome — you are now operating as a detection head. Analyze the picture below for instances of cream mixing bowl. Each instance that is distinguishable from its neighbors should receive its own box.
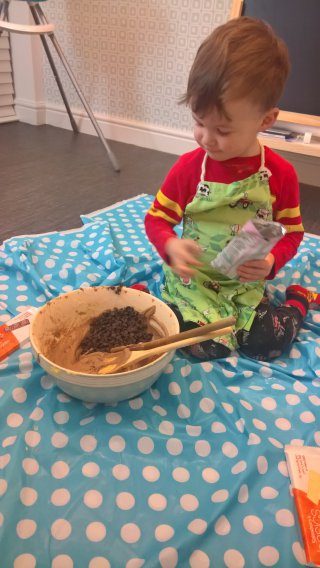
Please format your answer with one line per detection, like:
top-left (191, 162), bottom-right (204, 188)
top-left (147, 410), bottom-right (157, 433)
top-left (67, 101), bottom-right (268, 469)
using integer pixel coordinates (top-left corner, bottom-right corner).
top-left (30, 286), bottom-right (179, 404)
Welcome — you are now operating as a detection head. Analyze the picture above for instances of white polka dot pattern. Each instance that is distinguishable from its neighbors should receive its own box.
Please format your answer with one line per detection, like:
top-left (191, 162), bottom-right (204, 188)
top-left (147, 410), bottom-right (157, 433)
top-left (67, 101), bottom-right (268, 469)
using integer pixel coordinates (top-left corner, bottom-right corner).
top-left (0, 196), bottom-right (319, 567)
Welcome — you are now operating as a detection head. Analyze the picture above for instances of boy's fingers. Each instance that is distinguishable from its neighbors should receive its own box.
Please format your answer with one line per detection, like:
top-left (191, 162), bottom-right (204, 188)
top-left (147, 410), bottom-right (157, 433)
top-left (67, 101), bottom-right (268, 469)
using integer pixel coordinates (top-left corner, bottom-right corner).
top-left (187, 257), bottom-right (203, 267)
top-left (238, 266), bottom-right (257, 275)
top-left (240, 259), bottom-right (266, 269)
top-left (173, 264), bottom-right (195, 278)
top-left (238, 272), bottom-right (265, 282)
top-left (179, 250), bottom-right (203, 266)
top-left (182, 242), bottom-right (203, 264)
top-left (186, 240), bottom-right (202, 252)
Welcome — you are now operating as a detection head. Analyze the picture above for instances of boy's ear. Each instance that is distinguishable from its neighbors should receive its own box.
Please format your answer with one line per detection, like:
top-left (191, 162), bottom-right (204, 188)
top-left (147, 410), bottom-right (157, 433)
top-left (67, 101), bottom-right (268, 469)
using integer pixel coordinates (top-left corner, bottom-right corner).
top-left (259, 108), bottom-right (279, 132)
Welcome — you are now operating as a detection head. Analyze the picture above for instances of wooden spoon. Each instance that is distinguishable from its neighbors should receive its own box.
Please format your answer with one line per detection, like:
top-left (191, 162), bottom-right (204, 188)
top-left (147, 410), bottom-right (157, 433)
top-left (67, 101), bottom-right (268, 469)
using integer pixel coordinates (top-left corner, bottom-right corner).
top-left (98, 325), bottom-right (234, 374)
top-left (111, 316), bottom-right (236, 352)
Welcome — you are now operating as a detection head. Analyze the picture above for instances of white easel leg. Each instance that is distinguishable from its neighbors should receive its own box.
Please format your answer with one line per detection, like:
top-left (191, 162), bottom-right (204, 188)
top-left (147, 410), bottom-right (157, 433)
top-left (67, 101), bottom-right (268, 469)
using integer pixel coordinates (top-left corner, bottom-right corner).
top-left (31, 3), bottom-right (120, 172)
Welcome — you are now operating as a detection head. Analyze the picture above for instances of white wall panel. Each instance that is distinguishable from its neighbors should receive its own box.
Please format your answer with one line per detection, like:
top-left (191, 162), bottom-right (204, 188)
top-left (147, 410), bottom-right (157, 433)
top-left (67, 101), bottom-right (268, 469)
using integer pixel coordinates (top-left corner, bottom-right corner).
top-left (42, 0), bottom-right (232, 133)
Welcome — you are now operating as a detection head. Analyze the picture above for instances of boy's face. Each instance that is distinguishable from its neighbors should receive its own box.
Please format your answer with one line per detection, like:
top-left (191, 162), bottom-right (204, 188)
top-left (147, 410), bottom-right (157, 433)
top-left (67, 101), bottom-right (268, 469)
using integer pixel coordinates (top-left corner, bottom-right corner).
top-left (192, 99), bottom-right (278, 161)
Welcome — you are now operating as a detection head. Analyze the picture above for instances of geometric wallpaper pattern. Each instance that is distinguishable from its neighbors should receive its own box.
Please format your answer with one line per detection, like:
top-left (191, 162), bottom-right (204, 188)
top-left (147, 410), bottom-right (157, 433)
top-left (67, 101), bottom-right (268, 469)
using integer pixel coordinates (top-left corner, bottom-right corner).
top-left (43, 0), bottom-right (232, 133)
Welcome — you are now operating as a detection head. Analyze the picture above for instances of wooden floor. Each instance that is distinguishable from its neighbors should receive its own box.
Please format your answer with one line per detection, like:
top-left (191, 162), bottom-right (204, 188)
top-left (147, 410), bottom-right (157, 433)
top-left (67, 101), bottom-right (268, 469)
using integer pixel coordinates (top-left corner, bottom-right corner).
top-left (1, 122), bottom-right (319, 244)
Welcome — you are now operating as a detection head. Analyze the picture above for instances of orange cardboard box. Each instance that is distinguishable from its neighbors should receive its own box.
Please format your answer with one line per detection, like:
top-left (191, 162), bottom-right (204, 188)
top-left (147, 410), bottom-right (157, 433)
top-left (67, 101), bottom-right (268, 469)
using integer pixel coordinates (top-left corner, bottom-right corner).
top-left (285, 445), bottom-right (320, 567)
top-left (0, 307), bottom-right (37, 361)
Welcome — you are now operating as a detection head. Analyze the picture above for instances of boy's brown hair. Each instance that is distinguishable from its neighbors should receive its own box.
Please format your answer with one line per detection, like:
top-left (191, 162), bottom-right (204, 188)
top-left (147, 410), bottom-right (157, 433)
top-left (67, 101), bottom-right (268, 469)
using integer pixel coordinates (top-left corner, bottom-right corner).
top-left (181, 17), bottom-right (290, 117)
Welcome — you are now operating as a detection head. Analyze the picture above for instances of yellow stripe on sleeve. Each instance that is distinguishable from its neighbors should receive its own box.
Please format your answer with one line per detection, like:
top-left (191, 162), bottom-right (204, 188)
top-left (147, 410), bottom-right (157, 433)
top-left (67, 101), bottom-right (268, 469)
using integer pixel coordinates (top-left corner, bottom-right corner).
top-left (283, 223), bottom-right (304, 233)
top-left (147, 206), bottom-right (178, 225)
top-left (156, 190), bottom-right (184, 219)
top-left (275, 206), bottom-right (301, 220)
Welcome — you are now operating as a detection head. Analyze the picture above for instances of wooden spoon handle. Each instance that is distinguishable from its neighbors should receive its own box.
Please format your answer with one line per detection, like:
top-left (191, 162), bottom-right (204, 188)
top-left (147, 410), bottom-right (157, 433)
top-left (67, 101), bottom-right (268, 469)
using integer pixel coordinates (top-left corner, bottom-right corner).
top-left (144, 325), bottom-right (234, 357)
top-left (111, 315), bottom-right (236, 352)
top-left (99, 325), bottom-right (234, 374)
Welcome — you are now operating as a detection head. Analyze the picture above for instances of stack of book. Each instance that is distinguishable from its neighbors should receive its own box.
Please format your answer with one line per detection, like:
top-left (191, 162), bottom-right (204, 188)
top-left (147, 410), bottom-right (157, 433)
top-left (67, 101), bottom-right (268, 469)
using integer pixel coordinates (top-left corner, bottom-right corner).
top-left (259, 127), bottom-right (302, 141)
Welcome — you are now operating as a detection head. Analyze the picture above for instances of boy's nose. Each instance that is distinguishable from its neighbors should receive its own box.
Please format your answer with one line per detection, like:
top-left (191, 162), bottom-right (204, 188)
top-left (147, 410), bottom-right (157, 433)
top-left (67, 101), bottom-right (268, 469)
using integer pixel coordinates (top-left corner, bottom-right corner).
top-left (202, 132), bottom-right (215, 148)
top-left (202, 132), bottom-right (215, 146)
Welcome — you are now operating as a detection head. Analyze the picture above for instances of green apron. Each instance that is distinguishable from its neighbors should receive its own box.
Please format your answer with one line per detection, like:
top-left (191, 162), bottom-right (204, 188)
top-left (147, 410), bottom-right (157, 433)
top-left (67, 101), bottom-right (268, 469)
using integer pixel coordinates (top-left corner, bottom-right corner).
top-left (162, 144), bottom-right (273, 350)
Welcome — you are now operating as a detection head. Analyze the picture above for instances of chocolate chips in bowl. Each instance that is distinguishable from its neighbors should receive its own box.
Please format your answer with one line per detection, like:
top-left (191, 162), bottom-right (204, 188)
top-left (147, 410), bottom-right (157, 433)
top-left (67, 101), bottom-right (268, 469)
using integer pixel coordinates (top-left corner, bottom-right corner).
top-left (76, 305), bottom-right (166, 372)
top-left (78, 306), bottom-right (154, 356)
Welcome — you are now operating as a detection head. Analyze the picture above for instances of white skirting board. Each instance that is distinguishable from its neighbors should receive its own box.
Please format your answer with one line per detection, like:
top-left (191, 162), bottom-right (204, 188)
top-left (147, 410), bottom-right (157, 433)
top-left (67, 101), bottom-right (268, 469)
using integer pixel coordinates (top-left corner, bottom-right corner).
top-left (14, 98), bottom-right (320, 187)
top-left (0, 115), bottom-right (18, 124)
top-left (14, 98), bottom-right (47, 126)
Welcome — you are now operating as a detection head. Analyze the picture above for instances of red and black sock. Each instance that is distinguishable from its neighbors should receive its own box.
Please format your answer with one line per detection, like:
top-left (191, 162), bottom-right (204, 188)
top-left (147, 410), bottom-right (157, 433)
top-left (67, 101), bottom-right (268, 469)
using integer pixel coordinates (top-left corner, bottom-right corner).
top-left (284, 284), bottom-right (320, 317)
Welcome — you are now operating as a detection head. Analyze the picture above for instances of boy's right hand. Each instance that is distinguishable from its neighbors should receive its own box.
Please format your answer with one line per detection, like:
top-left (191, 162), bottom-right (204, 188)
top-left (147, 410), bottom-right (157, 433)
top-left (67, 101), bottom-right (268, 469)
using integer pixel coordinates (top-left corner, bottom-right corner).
top-left (165, 237), bottom-right (203, 278)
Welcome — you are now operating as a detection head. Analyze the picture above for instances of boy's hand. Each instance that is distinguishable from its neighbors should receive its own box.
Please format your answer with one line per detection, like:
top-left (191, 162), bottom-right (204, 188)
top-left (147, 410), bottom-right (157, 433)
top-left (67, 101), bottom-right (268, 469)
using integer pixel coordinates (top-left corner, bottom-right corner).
top-left (237, 253), bottom-right (275, 282)
top-left (165, 237), bottom-right (203, 278)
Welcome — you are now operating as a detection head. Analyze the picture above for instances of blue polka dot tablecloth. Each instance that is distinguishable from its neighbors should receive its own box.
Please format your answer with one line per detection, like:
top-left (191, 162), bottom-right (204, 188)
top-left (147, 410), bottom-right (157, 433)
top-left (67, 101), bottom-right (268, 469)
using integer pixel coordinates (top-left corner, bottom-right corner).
top-left (0, 194), bottom-right (319, 568)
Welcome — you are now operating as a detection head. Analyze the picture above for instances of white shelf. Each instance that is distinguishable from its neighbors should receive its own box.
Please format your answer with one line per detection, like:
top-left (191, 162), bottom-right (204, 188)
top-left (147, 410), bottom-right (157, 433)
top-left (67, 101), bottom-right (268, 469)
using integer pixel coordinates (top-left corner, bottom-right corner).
top-left (258, 135), bottom-right (320, 158)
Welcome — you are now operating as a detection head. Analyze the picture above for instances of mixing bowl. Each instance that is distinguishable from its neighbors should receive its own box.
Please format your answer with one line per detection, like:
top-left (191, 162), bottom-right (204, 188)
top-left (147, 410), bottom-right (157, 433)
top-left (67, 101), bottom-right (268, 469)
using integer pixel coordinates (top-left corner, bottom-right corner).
top-left (30, 286), bottom-right (179, 403)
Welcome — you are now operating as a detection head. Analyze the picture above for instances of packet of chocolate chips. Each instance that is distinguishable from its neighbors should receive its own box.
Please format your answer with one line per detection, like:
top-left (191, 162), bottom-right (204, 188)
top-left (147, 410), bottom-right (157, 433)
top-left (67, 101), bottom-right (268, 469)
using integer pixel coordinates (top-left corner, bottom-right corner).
top-left (210, 219), bottom-right (286, 279)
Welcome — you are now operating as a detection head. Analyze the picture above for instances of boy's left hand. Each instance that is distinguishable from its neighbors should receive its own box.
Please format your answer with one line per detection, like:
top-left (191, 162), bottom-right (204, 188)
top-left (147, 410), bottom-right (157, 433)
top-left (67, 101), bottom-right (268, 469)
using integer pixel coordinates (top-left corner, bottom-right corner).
top-left (237, 253), bottom-right (275, 282)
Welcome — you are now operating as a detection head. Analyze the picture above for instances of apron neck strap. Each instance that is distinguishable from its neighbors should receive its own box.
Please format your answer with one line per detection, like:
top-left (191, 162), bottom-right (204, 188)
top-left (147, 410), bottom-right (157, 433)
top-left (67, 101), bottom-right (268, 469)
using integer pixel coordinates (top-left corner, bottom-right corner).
top-left (200, 140), bottom-right (267, 181)
top-left (258, 141), bottom-right (266, 171)
top-left (200, 152), bottom-right (208, 182)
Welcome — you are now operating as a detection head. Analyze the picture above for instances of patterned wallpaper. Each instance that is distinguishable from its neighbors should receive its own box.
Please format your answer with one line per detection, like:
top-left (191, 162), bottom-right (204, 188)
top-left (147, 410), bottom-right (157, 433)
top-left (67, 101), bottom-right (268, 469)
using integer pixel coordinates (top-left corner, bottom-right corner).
top-left (43, 0), bottom-right (232, 133)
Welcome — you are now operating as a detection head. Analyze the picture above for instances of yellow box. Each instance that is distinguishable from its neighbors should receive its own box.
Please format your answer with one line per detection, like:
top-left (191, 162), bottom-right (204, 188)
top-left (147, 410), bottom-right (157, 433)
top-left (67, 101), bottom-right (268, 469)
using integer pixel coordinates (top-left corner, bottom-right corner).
top-left (285, 445), bottom-right (320, 567)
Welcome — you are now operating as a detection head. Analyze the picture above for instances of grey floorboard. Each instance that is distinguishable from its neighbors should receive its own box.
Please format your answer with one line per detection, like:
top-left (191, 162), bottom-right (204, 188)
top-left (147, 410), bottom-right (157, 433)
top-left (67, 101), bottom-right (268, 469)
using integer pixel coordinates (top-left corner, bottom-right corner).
top-left (0, 122), bottom-right (177, 243)
top-left (1, 122), bottom-right (319, 244)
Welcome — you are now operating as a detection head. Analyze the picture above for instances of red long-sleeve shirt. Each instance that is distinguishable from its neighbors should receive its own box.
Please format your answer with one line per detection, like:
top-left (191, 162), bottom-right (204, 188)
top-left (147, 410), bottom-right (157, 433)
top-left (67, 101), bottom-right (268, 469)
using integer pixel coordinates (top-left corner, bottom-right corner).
top-left (145, 146), bottom-right (304, 279)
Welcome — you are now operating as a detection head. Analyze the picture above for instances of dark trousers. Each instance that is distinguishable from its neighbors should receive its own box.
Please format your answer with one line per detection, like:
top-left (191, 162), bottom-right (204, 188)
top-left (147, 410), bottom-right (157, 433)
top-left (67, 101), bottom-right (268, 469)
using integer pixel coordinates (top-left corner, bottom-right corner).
top-left (169, 298), bottom-right (303, 362)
